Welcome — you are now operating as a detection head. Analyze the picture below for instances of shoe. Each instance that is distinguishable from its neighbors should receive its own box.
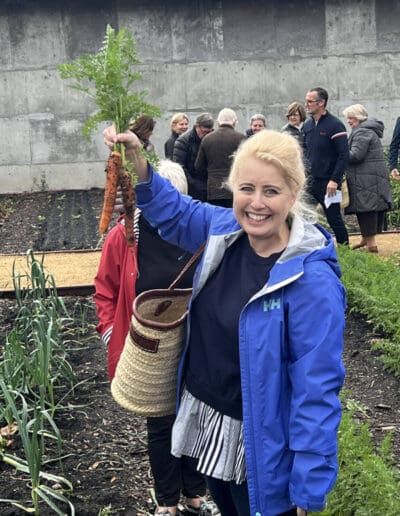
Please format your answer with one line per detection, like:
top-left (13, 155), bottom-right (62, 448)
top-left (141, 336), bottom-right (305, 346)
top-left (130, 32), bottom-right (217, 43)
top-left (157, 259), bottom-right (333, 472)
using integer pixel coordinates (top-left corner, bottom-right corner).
top-left (183, 498), bottom-right (220, 516)
top-left (351, 241), bottom-right (366, 250)
top-left (368, 246), bottom-right (378, 253)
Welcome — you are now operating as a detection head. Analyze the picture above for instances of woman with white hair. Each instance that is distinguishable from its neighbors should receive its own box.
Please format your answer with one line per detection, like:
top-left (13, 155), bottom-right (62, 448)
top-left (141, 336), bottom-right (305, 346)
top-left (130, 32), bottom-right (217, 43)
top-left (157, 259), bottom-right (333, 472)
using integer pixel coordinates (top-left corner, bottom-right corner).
top-left (94, 159), bottom-right (218, 516)
top-left (245, 113), bottom-right (266, 137)
top-left (342, 104), bottom-right (393, 252)
top-left (103, 126), bottom-right (346, 516)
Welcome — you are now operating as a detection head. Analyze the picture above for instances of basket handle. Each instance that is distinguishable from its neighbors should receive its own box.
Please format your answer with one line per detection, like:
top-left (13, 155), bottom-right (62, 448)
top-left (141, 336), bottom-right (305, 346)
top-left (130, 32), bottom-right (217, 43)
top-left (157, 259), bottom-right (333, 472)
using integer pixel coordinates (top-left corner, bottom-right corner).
top-left (168, 243), bottom-right (206, 290)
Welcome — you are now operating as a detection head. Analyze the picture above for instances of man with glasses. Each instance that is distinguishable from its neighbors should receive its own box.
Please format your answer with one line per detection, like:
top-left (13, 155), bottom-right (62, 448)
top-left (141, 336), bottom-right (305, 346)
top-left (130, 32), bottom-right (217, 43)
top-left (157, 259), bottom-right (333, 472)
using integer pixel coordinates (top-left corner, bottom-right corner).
top-left (302, 87), bottom-right (349, 245)
top-left (173, 112), bottom-right (214, 201)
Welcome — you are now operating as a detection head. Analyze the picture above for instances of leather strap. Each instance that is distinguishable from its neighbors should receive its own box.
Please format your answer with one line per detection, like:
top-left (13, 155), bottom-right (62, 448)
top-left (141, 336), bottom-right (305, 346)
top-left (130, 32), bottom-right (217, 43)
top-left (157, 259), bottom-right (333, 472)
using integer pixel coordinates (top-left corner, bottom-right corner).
top-left (168, 243), bottom-right (206, 290)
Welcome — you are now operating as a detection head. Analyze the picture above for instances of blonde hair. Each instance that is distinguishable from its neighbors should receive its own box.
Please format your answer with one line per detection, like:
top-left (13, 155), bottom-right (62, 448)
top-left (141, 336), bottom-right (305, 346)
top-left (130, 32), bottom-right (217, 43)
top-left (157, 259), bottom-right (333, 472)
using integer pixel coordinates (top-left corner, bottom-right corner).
top-left (228, 130), bottom-right (314, 219)
top-left (170, 112), bottom-right (189, 131)
top-left (157, 160), bottom-right (188, 194)
top-left (342, 104), bottom-right (368, 122)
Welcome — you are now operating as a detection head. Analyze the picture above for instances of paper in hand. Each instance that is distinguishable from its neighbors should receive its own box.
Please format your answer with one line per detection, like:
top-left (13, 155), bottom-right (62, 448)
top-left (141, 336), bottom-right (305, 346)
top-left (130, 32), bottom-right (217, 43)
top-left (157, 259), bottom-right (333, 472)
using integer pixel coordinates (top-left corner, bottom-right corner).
top-left (324, 190), bottom-right (342, 209)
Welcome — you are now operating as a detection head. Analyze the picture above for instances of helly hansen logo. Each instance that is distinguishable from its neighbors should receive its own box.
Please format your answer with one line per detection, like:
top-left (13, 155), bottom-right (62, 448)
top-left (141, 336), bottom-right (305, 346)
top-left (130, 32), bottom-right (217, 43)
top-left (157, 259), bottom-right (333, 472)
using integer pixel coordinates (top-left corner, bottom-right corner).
top-left (263, 298), bottom-right (281, 311)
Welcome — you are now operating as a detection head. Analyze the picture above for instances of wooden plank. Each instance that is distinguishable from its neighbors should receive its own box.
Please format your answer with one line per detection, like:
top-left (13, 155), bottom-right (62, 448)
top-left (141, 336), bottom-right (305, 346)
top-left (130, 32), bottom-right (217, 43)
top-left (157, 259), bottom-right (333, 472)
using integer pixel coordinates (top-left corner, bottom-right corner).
top-left (0, 250), bottom-right (101, 292)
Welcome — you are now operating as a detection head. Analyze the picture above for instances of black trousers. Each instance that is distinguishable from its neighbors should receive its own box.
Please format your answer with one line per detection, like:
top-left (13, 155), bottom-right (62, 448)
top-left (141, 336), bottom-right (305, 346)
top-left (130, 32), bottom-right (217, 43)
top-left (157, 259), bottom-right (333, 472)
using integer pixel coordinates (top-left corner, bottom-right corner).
top-left (146, 415), bottom-right (206, 506)
top-left (307, 177), bottom-right (349, 245)
top-left (206, 476), bottom-right (297, 516)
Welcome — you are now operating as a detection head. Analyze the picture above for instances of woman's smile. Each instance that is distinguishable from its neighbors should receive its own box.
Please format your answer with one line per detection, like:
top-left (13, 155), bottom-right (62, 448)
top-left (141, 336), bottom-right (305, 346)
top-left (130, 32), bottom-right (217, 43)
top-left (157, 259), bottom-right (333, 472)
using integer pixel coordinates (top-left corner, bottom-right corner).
top-left (246, 212), bottom-right (270, 222)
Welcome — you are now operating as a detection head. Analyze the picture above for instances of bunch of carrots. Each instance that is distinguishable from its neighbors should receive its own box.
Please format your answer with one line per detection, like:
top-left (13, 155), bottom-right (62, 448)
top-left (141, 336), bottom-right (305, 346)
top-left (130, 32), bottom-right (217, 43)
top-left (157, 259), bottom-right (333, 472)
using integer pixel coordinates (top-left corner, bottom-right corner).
top-left (58, 24), bottom-right (160, 247)
top-left (98, 150), bottom-right (136, 246)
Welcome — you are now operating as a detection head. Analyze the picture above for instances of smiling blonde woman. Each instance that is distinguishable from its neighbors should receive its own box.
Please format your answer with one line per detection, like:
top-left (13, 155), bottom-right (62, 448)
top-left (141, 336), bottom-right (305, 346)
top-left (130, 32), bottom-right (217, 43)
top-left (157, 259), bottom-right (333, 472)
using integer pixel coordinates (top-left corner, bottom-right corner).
top-left (102, 126), bottom-right (346, 516)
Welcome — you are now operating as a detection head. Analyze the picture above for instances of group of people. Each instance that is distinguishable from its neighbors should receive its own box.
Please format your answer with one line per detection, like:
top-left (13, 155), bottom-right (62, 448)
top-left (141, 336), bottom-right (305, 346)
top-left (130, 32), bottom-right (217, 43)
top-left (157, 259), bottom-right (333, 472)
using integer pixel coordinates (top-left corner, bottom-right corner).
top-left (93, 85), bottom-right (398, 516)
top-left (164, 88), bottom-right (395, 254)
top-left (303, 87), bottom-right (394, 253)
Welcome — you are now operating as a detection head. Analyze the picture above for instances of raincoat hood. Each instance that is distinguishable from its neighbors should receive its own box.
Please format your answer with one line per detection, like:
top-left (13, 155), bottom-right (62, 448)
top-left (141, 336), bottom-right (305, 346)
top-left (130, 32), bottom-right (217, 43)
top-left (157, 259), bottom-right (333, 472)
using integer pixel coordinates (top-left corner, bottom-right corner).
top-left (358, 118), bottom-right (384, 138)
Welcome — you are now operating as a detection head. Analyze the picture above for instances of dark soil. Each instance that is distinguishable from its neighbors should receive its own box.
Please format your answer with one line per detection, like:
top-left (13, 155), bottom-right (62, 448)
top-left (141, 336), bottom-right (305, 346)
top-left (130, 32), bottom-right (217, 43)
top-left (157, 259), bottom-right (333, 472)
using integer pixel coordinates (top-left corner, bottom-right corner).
top-left (0, 190), bottom-right (106, 254)
top-left (0, 191), bottom-right (399, 515)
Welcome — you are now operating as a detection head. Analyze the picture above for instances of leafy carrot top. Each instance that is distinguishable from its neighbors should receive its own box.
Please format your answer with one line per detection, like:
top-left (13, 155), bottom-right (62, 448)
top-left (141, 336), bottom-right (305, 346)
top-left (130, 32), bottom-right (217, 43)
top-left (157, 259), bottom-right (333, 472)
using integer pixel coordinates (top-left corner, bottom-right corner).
top-left (58, 24), bottom-right (160, 166)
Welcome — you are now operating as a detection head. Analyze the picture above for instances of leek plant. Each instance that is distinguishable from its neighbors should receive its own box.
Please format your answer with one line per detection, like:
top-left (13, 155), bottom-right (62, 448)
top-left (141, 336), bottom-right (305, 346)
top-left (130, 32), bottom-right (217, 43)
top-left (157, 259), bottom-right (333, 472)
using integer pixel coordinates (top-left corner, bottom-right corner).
top-left (0, 382), bottom-right (75, 515)
top-left (5, 251), bottom-right (76, 408)
top-left (0, 250), bottom-right (77, 513)
top-left (13, 251), bottom-right (70, 336)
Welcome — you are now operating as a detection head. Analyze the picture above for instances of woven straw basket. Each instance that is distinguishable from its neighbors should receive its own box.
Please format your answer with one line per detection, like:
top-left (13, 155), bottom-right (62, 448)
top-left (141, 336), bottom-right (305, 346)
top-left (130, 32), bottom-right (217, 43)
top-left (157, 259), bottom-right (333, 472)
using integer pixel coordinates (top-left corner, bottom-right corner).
top-left (111, 288), bottom-right (192, 417)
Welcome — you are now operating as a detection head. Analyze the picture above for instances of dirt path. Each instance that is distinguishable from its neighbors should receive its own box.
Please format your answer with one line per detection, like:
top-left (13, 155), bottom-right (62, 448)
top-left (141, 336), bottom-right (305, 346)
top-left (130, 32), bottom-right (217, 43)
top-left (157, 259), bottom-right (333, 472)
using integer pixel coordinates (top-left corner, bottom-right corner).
top-left (348, 232), bottom-right (400, 256)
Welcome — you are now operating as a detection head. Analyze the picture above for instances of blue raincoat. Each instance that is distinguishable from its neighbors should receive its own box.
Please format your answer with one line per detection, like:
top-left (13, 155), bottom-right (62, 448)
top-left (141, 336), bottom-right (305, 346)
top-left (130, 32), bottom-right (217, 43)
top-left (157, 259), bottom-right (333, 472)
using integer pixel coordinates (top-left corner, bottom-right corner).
top-left (136, 170), bottom-right (346, 515)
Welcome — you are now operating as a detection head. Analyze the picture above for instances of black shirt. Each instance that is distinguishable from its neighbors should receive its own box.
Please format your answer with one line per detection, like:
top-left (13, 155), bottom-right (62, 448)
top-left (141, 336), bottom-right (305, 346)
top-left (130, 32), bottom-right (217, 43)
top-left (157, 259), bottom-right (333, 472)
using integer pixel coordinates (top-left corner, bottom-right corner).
top-left (185, 234), bottom-right (282, 419)
top-left (135, 215), bottom-right (194, 295)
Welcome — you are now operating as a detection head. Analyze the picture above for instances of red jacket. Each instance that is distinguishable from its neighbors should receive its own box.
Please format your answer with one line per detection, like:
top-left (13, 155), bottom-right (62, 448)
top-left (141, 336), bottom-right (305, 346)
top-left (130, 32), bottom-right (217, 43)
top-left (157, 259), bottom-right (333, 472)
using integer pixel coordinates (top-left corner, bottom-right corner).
top-left (94, 220), bottom-right (137, 381)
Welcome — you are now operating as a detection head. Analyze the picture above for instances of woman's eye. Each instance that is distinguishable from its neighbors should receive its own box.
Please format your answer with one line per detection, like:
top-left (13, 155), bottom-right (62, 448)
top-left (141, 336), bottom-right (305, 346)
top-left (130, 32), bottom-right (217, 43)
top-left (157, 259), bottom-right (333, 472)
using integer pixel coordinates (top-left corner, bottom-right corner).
top-left (265, 189), bottom-right (278, 196)
top-left (239, 186), bottom-right (253, 192)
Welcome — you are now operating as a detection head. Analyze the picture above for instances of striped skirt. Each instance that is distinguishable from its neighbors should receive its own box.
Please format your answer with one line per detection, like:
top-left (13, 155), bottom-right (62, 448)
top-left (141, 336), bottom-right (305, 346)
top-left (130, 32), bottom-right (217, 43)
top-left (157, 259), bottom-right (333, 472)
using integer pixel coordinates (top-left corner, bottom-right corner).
top-left (171, 388), bottom-right (246, 483)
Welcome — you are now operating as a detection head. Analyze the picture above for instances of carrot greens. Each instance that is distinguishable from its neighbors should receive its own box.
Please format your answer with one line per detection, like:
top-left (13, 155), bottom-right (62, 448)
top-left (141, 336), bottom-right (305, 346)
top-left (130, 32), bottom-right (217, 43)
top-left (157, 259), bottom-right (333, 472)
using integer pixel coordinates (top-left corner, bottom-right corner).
top-left (58, 24), bottom-right (160, 167)
top-left (58, 25), bottom-right (161, 239)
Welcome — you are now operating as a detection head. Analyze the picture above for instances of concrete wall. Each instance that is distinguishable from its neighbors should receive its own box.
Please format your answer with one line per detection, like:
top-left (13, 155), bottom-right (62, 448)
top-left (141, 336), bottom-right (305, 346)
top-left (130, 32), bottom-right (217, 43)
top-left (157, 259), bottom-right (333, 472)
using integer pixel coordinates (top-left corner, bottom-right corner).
top-left (1, 0), bottom-right (400, 193)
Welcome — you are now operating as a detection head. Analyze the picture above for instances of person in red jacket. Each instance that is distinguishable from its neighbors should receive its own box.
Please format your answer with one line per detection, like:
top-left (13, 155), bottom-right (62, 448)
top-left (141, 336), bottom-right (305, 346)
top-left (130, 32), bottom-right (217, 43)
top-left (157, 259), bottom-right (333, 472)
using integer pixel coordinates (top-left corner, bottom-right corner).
top-left (94, 160), bottom-right (219, 516)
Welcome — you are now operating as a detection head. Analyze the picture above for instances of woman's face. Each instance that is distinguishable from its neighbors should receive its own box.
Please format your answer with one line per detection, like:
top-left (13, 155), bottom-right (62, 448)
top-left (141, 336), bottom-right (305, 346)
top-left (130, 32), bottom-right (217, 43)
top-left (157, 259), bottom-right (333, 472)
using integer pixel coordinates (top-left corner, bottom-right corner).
top-left (347, 117), bottom-right (360, 129)
top-left (174, 118), bottom-right (189, 135)
top-left (250, 119), bottom-right (265, 133)
top-left (233, 157), bottom-right (296, 254)
top-left (287, 112), bottom-right (301, 127)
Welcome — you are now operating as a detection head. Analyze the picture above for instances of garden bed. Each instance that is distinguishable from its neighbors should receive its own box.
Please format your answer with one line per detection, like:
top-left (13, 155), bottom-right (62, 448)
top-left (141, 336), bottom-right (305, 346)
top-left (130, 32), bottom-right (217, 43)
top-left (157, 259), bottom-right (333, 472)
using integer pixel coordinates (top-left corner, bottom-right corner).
top-left (0, 191), bottom-right (399, 515)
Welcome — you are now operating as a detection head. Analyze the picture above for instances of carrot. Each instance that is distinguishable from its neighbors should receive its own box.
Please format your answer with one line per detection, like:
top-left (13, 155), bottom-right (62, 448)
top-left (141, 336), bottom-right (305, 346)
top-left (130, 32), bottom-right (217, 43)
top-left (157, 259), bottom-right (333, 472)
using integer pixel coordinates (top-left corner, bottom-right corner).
top-left (99, 151), bottom-right (122, 234)
top-left (119, 168), bottom-right (136, 246)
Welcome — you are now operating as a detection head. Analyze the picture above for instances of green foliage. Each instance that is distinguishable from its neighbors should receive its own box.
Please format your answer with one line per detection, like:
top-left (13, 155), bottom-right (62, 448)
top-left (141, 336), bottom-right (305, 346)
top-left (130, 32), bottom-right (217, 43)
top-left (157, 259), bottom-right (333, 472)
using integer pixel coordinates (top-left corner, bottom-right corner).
top-left (387, 177), bottom-right (400, 228)
top-left (0, 251), bottom-right (76, 514)
top-left (337, 245), bottom-right (400, 376)
top-left (371, 338), bottom-right (400, 379)
top-left (317, 408), bottom-right (400, 515)
top-left (0, 384), bottom-right (74, 515)
top-left (0, 251), bottom-right (76, 413)
top-left (314, 240), bottom-right (400, 514)
top-left (58, 24), bottom-right (160, 140)
top-left (0, 198), bottom-right (15, 220)
top-left (383, 146), bottom-right (400, 228)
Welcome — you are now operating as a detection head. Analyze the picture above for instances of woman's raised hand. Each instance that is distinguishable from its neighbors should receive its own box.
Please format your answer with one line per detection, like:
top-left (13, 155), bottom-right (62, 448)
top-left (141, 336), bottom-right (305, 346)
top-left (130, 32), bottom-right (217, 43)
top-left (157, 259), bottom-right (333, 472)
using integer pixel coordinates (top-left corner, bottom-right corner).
top-left (102, 124), bottom-right (149, 183)
top-left (103, 124), bottom-right (142, 152)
